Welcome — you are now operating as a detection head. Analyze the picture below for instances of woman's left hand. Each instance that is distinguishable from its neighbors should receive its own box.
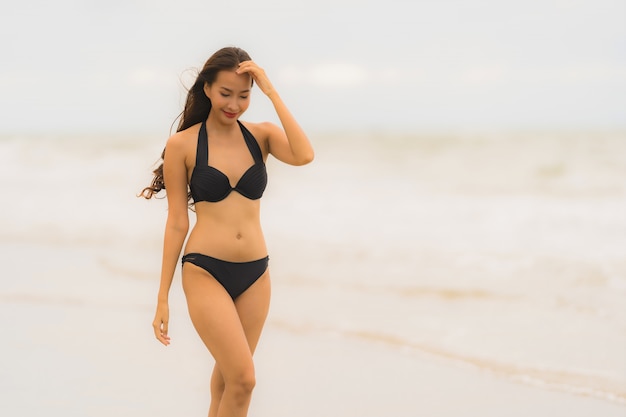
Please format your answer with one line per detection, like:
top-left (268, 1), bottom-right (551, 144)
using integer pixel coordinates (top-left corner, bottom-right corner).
top-left (237, 61), bottom-right (276, 98)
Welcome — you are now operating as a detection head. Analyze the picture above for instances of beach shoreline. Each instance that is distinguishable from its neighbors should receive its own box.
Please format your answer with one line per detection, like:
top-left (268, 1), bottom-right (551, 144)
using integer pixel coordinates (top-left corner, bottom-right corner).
top-left (1, 239), bottom-right (625, 416)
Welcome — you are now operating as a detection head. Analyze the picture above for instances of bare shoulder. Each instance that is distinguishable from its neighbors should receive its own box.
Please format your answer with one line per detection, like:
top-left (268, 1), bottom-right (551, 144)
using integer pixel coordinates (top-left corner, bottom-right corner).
top-left (165, 123), bottom-right (201, 160)
top-left (167, 123), bottom-right (200, 147)
top-left (240, 121), bottom-right (283, 152)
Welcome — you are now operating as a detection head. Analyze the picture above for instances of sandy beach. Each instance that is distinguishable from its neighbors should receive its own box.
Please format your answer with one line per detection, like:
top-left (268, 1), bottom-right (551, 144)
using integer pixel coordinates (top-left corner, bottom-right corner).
top-left (1, 240), bottom-right (624, 416)
top-left (1, 130), bottom-right (625, 416)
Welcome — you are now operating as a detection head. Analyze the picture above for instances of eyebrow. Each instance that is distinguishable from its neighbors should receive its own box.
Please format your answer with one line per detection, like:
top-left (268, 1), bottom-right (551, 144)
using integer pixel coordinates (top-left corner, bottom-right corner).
top-left (219, 86), bottom-right (250, 94)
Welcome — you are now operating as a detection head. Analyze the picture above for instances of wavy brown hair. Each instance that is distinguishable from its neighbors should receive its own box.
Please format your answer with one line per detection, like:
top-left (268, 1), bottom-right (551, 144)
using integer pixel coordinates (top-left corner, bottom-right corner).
top-left (139, 46), bottom-right (252, 201)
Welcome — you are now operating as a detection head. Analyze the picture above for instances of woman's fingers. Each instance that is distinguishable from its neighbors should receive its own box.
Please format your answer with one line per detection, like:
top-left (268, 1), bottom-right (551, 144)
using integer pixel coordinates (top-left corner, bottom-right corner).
top-left (236, 60), bottom-right (259, 74)
top-left (153, 317), bottom-right (171, 345)
top-left (237, 61), bottom-right (275, 96)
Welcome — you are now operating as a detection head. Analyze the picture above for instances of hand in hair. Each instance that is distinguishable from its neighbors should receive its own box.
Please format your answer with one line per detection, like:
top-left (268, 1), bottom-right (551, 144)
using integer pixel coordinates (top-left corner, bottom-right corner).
top-left (236, 61), bottom-right (276, 98)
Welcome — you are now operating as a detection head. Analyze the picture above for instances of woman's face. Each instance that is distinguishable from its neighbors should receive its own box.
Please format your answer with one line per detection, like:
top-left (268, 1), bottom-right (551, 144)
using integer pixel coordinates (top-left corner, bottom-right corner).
top-left (204, 70), bottom-right (252, 122)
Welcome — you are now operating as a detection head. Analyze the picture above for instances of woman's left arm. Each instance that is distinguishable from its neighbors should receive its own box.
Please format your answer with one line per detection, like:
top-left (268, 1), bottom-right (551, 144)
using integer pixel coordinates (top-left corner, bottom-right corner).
top-left (237, 61), bottom-right (314, 166)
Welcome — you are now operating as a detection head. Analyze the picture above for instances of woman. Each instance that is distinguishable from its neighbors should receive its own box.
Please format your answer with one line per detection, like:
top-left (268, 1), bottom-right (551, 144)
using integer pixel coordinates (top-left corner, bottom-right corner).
top-left (140, 46), bottom-right (314, 417)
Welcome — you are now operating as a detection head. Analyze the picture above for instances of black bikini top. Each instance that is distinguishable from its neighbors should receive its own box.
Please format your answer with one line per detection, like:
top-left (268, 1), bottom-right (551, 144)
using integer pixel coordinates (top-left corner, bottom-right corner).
top-left (189, 120), bottom-right (267, 203)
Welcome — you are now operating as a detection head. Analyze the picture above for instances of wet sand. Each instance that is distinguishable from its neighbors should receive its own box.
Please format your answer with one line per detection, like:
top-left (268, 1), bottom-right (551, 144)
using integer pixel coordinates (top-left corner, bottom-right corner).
top-left (1, 242), bottom-right (624, 417)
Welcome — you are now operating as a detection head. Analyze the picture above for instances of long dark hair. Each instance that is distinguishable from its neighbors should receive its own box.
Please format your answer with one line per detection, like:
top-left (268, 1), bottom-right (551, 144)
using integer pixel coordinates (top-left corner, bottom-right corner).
top-left (139, 46), bottom-right (252, 200)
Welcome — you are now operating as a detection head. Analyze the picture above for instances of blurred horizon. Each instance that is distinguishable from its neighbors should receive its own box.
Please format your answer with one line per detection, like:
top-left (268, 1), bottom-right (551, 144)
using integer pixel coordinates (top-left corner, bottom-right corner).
top-left (1, 125), bottom-right (625, 139)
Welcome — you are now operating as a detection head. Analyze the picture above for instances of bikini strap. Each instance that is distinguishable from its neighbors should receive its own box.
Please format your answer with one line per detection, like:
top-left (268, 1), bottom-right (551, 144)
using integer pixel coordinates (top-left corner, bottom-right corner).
top-left (196, 120), bottom-right (208, 166)
top-left (238, 120), bottom-right (263, 163)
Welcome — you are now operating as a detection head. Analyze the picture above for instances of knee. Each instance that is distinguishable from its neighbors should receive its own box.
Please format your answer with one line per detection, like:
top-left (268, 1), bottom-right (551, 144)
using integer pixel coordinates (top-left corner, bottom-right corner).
top-left (236, 371), bottom-right (256, 393)
top-left (227, 370), bottom-right (256, 398)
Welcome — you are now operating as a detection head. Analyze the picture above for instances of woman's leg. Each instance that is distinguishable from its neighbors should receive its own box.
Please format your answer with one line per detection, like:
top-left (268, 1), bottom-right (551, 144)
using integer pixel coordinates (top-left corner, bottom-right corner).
top-left (208, 366), bottom-right (225, 417)
top-left (208, 271), bottom-right (271, 416)
top-left (183, 264), bottom-right (271, 417)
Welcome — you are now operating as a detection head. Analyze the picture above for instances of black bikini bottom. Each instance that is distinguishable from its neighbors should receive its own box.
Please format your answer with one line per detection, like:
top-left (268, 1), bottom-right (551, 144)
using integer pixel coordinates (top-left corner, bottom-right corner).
top-left (181, 253), bottom-right (269, 300)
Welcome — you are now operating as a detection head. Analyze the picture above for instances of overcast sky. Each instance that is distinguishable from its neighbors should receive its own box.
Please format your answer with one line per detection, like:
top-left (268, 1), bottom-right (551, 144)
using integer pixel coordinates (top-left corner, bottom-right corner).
top-left (1, 0), bottom-right (624, 134)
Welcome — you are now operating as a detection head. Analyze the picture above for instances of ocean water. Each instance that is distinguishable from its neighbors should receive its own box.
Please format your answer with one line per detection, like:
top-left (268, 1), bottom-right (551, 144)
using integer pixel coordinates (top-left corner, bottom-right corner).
top-left (1, 128), bottom-right (625, 407)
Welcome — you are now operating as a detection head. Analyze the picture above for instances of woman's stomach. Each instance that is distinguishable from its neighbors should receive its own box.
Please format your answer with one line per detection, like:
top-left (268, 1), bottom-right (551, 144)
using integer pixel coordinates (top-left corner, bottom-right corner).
top-left (184, 199), bottom-right (267, 261)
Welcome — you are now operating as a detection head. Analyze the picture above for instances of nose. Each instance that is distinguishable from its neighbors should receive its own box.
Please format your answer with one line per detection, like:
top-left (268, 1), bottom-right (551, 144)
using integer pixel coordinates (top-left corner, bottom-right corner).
top-left (227, 96), bottom-right (241, 110)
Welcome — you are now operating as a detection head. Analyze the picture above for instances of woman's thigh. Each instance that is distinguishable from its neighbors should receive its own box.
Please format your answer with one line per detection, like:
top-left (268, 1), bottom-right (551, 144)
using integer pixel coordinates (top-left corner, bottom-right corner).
top-left (182, 264), bottom-right (271, 378)
top-left (235, 270), bottom-right (271, 353)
